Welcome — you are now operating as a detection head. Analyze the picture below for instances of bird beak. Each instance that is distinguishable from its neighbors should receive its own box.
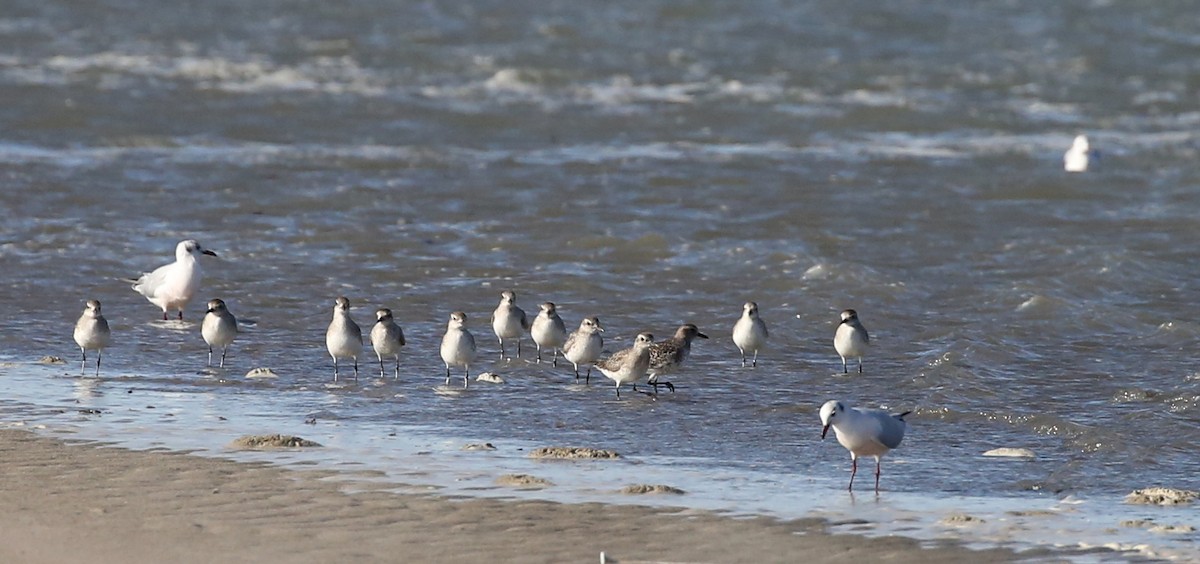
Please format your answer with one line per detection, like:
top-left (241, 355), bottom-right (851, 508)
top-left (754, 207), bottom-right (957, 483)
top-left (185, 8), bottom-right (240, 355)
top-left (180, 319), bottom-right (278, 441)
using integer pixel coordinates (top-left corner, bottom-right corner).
top-left (697, 332), bottom-right (709, 339)
top-left (202, 249), bottom-right (218, 257)
top-left (821, 424), bottom-right (830, 440)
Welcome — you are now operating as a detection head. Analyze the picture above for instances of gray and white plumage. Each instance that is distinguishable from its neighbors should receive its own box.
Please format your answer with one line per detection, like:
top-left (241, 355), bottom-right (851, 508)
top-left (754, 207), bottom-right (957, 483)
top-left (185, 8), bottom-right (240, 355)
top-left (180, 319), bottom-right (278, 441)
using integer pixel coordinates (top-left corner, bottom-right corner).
top-left (834, 309), bottom-right (869, 374)
top-left (562, 316), bottom-right (604, 383)
top-left (130, 239), bottom-right (218, 320)
top-left (370, 308), bottom-right (405, 379)
top-left (647, 324), bottom-right (708, 393)
top-left (819, 400), bottom-right (910, 493)
top-left (201, 298), bottom-right (238, 368)
top-left (732, 301), bottom-right (768, 367)
top-left (440, 311), bottom-right (476, 389)
top-left (325, 296), bottom-right (362, 381)
top-left (530, 301), bottom-right (568, 366)
top-left (73, 299), bottom-right (110, 376)
top-left (594, 332), bottom-right (654, 399)
top-left (490, 290), bottom-right (529, 359)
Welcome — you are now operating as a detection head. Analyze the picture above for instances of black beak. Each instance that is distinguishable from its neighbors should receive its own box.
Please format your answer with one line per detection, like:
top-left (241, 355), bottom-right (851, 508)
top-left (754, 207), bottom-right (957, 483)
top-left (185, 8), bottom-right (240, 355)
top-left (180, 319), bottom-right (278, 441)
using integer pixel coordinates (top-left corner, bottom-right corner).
top-left (202, 249), bottom-right (218, 257)
top-left (821, 424), bottom-right (830, 440)
top-left (697, 332), bottom-right (709, 339)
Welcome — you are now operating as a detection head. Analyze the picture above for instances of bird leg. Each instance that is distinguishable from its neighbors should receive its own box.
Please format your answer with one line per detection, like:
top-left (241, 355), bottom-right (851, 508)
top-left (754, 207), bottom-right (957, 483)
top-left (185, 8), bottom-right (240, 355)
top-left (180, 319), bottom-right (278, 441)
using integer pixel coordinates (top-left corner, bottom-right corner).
top-left (333, 357), bottom-right (340, 381)
top-left (177, 311), bottom-right (183, 321)
top-left (462, 367), bottom-right (469, 390)
top-left (552, 349), bottom-right (559, 367)
top-left (378, 355), bottom-right (386, 379)
top-left (95, 350), bottom-right (102, 377)
top-left (444, 365), bottom-right (451, 386)
top-left (220, 346), bottom-right (227, 368)
top-left (858, 358), bottom-right (863, 374)
top-left (352, 358), bottom-right (358, 381)
top-left (393, 357), bottom-right (400, 380)
top-left (497, 338), bottom-right (506, 360)
top-left (752, 350), bottom-right (758, 368)
top-left (841, 357), bottom-right (849, 374)
top-left (585, 366), bottom-right (591, 385)
top-left (207, 347), bottom-right (214, 367)
top-left (739, 349), bottom-right (747, 368)
top-left (874, 459), bottom-right (882, 493)
top-left (848, 457), bottom-right (858, 492)
top-left (80, 348), bottom-right (87, 375)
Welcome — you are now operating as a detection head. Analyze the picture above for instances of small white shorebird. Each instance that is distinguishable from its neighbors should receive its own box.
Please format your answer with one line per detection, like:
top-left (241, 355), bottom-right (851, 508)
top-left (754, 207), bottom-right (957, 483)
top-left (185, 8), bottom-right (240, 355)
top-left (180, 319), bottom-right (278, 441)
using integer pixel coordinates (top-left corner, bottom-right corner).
top-left (1064, 134), bottom-right (1095, 172)
top-left (325, 296), bottom-right (362, 381)
top-left (531, 301), bottom-right (568, 366)
top-left (647, 324), bottom-right (708, 394)
top-left (129, 239), bottom-right (218, 320)
top-left (594, 332), bottom-right (654, 399)
top-left (732, 301), bottom-right (768, 367)
top-left (562, 316), bottom-right (604, 383)
top-left (834, 309), bottom-right (869, 373)
top-left (440, 311), bottom-right (477, 388)
top-left (370, 308), bottom-right (406, 379)
top-left (490, 290), bottom-right (530, 359)
top-left (819, 400), bottom-right (910, 493)
top-left (201, 298), bottom-right (238, 368)
top-left (73, 299), bottom-right (111, 376)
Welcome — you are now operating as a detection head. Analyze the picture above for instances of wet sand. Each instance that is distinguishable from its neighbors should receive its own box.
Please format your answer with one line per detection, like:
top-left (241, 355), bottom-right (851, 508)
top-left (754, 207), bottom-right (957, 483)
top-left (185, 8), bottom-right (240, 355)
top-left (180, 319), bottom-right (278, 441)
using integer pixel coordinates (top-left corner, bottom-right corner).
top-left (0, 428), bottom-right (1035, 563)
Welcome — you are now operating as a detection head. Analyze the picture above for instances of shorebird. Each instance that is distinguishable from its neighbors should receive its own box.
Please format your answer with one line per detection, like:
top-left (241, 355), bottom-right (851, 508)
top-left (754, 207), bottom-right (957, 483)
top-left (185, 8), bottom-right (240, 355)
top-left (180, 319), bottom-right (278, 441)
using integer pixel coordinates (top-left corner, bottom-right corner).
top-left (370, 308), bottom-right (405, 379)
top-left (325, 296), bottom-right (362, 381)
top-left (440, 311), bottom-right (477, 388)
top-left (732, 301), bottom-right (768, 367)
top-left (819, 400), bottom-right (910, 493)
top-left (562, 316), bottom-right (604, 383)
top-left (531, 301), bottom-right (567, 366)
top-left (490, 290), bottom-right (529, 359)
top-left (201, 298), bottom-right (238, 368)
top-left (647, 324), bottom-right (708, 394)
top-left (1064, 134), bottom-right (1095, 172)
top-left (594, 332), bottom-right (654, 399)
top-left (73, 299), bottom-right (110, 376)
top-left (834, 309), bottom-right (869, 373)
top-left (129, 239), bottom-right (218, 320)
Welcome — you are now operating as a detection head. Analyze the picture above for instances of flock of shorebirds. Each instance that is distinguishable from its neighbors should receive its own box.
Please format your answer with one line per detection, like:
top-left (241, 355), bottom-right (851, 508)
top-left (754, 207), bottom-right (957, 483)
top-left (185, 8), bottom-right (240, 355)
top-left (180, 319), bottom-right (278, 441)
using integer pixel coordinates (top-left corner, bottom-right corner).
top-left (69, 239), bottom-right (905, 492)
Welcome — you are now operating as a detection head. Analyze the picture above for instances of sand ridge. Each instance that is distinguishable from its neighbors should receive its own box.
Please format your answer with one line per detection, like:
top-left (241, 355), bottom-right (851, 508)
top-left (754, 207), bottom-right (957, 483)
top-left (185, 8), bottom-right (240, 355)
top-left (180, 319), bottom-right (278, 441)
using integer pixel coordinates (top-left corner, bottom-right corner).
top-left (0, 428), bottom-right (1033, 563)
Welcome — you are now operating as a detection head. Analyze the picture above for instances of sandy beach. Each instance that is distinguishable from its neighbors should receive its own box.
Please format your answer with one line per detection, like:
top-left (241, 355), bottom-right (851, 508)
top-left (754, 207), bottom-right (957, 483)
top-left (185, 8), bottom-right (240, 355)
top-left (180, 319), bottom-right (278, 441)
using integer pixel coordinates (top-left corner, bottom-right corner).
top-left (0, 428), bottom-right (1037, 564)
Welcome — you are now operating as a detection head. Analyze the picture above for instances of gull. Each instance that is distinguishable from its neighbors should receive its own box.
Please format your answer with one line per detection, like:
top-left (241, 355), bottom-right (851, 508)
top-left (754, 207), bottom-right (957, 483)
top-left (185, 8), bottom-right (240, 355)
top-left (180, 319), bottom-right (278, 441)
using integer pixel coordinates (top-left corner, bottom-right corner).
top-left (531, 301), bottom-right (567, 366)
top-left (834, 309), bottom-right (869, 373)
top-left (562, 316), bottom-right (604, 383)
top-left (201, 298), bottom-right (238, 368)
top-left (647, 324), bottom-right (708, 394)
top-left (129, 239), bottom-right (217, 320)
top-left (440, 311), bottom-right (477, 388)
top-left (1064, 134), bottom-right (1095, 172)
top-left (732, 301), bottom-right (769, 367)
top-left (819, 400), bottom-right (910, 493)
top-left (73, 300), bottom-right (111, 376)
top-left (325, 296), bottom-right (362, 381)
top-left (370, 308), bottom-right (406, 379)
top-left (594, 333), bottom-right (654, 399)
top-left (490, 290), bottom-right (530, 359)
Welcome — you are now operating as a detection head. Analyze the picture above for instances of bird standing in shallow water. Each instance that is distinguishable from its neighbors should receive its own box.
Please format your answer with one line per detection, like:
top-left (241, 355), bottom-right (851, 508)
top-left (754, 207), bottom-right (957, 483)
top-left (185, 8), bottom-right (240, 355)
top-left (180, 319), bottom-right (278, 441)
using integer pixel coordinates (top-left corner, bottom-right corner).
top-left (732, 301), bottom-right (768, 367)
top-left (834, 309), bottom-right (869, 373)
top-left (490, 290), bottom-right (529, 360)
top-left (562, 316), bottom-right (604, 383)
top-left (130, 239), bottom-right (218, 320)
top-left (73, 300), bottom-right (110, 376)
top-left (440, 311), bottom-right (476, 389)
top-left (531, 302), bottom-right (567, 366)
top-left (326, 297), bottom-right (362, 381)
top-left (647, 324), bottom-right (708, 394)
top-left (370, 308), bottom-right (405, 379)
top-left (201, 298), bottom-right (238, 368)
top-left (819, 400), bottom-right (910, 493)
top-left (594, 333), bottom-right (654, 399)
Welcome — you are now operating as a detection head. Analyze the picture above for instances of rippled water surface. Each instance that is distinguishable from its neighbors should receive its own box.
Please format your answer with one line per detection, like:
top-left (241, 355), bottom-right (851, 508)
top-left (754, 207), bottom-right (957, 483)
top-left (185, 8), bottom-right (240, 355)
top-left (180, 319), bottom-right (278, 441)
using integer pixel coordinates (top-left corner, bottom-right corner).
top-left (2, 1), bottom-right (1199, 559)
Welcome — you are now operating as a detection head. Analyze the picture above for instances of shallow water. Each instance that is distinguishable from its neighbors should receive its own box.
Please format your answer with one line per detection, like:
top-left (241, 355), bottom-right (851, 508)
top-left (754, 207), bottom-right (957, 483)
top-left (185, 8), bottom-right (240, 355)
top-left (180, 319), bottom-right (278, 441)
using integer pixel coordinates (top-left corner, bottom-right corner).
top-left (1, 0), bottom-right (1199, 559)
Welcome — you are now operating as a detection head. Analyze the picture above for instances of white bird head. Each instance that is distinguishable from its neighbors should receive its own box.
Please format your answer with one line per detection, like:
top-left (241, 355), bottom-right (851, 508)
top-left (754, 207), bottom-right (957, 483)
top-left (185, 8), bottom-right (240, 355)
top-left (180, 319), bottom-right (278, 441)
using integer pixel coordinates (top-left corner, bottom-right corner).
top-left (375, 308), bottom-right (393, 322)
top-left (448, 311), bottom-right (468, 328)
top-left (333, 296), bottom-right (351, 312)
top-left (819, 400), bottom-right (846, 439)
top-left (634, 333), bottom-right (654, 347)
top-left (743, 301), bottom-right (759, 316)
top-left (178, 239), bottom-right (218, 260)
top-left (539, 302), bottom-right (557, 316)
top-left (499, 290), bottom-right (517, 304)
top-left (1072, 135), bottom-right (1090, 151)
top-left (839, 309), bottom-right (858, 323)
top-left (206, 299), bottom-right (227, 313)
top-left (84, 299), bottom-right (103, 316)
top-left (580, 316), bottom-right (603, 332)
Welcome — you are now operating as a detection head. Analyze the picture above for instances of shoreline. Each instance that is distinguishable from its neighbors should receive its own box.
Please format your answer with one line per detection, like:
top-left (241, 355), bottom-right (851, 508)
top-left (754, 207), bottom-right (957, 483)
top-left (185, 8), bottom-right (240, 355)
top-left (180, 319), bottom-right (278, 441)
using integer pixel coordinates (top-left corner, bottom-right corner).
top-left (0, 428), bottom-right (1041, 563)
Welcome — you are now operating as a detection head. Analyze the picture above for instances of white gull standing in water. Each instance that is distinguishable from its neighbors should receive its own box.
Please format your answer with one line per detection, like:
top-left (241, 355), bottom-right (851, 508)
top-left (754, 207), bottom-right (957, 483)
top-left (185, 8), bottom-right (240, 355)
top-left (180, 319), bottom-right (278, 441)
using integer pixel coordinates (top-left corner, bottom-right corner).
top-left (129, 239), bottom-right (218, 320)
top-left (819, 400), bottom-right (910, 493)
